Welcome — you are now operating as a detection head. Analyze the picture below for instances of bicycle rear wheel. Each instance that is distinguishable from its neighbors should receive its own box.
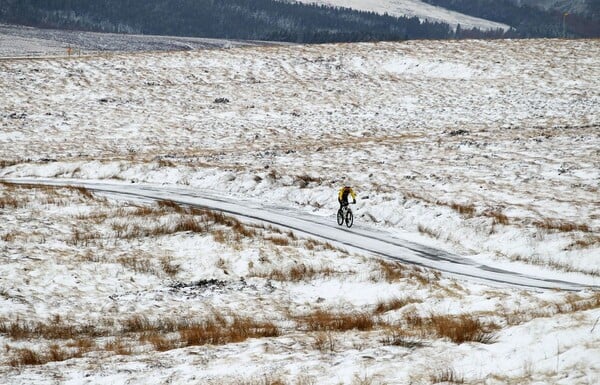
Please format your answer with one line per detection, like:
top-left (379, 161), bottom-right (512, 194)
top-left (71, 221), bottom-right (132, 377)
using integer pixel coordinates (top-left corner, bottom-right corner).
top-left (337, 209), bottom-right (344, 225)
top-left (345, 209), bottom-right (353, 228)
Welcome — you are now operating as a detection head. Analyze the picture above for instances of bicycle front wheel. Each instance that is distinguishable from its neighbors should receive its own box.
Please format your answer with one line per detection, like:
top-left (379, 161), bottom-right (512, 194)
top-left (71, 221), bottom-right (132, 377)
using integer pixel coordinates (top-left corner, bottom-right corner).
top-left (337, 209), bottom-right (344, 225)
top-left (345, 209), bottom-right (354, 228)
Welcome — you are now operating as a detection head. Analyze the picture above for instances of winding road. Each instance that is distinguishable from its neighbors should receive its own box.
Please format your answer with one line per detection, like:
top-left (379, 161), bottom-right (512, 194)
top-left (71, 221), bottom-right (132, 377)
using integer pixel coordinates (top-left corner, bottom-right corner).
top-left (4, 177), bottom-right (598, 292)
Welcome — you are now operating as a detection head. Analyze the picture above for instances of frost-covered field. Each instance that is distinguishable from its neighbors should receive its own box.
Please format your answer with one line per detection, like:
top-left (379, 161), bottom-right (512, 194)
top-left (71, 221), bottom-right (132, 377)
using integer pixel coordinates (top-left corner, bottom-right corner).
top-left (1, 38), bottom-right (599, 384)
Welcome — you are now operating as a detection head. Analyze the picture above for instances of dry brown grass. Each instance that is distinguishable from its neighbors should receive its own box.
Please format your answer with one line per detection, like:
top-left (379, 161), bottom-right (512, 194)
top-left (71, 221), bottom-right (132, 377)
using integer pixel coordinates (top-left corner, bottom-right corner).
top-left (294, 174), bottom-right (322, 188)
top-left (251, 264), bottom-right (336, 282)
top-left (417, 224), bottom-right (439, 238)
top-left (8, 348), bottom-right (45, 366)
top-left (200, 208), bottom-right (242, 227)
top-left (501, 293), bottom-right (600, 326)
top-left (238, 375), bottom-right (289, 385)
top-left (380, 327), bottom-right (425, 348)
top-left (46, 344), bottom-right (71, 362)
top-left (296, 309), bottom-right (375, 332)
top-left (405, 314), bottom-right (498, 344)
top-left (312, 331), bottom-right (336, 352)
top-left (376, 259), bottom-right (407, 282)
top-left (160, 255), bottom-right (181, 277)
top-left (534, 219), bottom-right (591, 233)
top-left (375, 259), bottom-right (433, 284)
top-left (104, 338), bottom-right (133, 355)
top-left (71, 185), bottom-right (94, 200)
top-left (0, 159), bottom-right (20, 168)
top-left (212, 229), bottom-right (227, 243)
top-left (122, 315), bottom-right (179, 334)
top-left (117, 255), bottom-right (154, 274)
top-left (140, 332), bottom-right (178, 352)
top-left (266, 235), bottom-right (292, 246)
top-left (430, 368), bottom-right (465, 384)
top-left (122, 315), bottom-right (156, 333)
top-left (180, 315), bottom-right (279, 347)
top-left (0, 317), bottom-right (99, 340)
top-left (157, 199), bottom-right (187, 213)
top-left (129, 205), bottom-right (163, 216)
top-left (1, 311), bottom-right (284, 365)
top-left (231, 221), bottom-right (258, 238)
top-left (157, 158), bottom-right (176, 168)
top-left (7, 343), bottom-right (85, 367)
top-left (110, 216), bottom-right (208, 240)
top-left (172, 217), bottom-right (206, 233)
top-left (304, 238), bottom-right (340, 252)
top-left (566, 235), bottom-right (600, 249)
top-left (70, 227), bottom-right (101, 246)
top-left (66, 338), bottom-right (96, 355)
top-left (1, 231), bottom-right (16, 242)
top-left (408, 193), bottom-right (477, 218)
top-left (485, 210), bottom-right (510, 225)
top-left (374, 297), bottom-right (422, 314)
top-left (74, 209), bottom-right (110, 222)
top-left (510, 253), bottom-right (600, 276)
top-left (1, 182), bottom-right (97, 207)
top-left (0, 194), bottom-right (20, 209)
top-left (448, 202), bottom-right (476, 217)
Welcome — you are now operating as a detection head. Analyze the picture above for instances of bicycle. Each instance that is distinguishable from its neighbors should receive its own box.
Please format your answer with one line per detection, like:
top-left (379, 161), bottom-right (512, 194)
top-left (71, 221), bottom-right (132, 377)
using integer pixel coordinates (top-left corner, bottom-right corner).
top-left (337, 203), bottom-right (354, 228)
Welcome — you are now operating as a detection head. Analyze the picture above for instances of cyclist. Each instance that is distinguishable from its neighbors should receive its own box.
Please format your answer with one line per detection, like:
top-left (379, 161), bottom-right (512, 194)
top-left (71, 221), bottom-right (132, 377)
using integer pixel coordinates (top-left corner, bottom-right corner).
top-left (338, 186), bottom-right (357, 210)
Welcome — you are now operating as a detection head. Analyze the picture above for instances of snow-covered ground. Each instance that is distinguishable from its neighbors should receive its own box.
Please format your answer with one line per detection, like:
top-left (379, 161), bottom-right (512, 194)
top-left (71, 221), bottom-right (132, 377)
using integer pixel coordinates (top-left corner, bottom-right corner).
top-left (1, 38), bottom-right (599, 383)
top-left (0, 24), bottom-right (282, 58)
top-left (293, 0), bottom-right (510, 30)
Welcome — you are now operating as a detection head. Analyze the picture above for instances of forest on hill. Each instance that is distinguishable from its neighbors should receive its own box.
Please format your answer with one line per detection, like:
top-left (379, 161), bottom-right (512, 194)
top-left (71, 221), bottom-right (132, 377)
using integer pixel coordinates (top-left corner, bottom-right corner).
top-left (0, 0), bottom-right (503, 43)
top-left (1, 0), bottom-right (598, 42)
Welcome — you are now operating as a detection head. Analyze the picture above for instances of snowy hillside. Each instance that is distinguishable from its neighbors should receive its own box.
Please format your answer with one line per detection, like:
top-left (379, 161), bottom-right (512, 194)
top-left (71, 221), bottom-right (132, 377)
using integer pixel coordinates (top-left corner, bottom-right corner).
top-left (1, 39), bottom-right (599, 384)
top-left (293, 0), bottom-right (510, 30)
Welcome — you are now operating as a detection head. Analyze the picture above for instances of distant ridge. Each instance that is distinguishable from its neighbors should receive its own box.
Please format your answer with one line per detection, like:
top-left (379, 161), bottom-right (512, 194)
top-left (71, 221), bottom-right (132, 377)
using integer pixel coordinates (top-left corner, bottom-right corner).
top-left (0, 0), bottom-right (597, 40)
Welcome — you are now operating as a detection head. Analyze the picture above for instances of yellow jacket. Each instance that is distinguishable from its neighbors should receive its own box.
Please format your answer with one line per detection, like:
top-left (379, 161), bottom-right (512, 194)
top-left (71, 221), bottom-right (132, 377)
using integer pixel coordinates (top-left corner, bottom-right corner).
top-left (338, 186), bottom-right (356, 202)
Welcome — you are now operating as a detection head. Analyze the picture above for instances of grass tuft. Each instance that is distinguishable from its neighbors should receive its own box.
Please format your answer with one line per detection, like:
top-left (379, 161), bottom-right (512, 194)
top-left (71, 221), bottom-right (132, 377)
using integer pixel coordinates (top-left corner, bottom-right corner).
top-left (266, 235), bottom-right (291, 246)
top-left (375, 297), bottom-right (422, 314)
top-left (485, 210), bottom-right (509, 225)
top-left (534, 219), bottom-right (590, 233)
top-left (406, 314), bottom-right (497, 344)
top-left (160, 255), bottom-right (181, 277)
top-left (313, 331), bottom-right (336, 352)
top-left (104, 338), bottom-right (133, 355)
top-left (0, 195), bottom-right (20, 209)
top-left (250, 263), bottom-right (336, 282)
top-left (297, 309), bottom-right (375, 332)
top-left (448, 202), bottom-right (476, 217)
top-left (140, 332), bottom-right (178, 352)
top-left (72, 185), bottom-right (94, 199)
top-left (0, 317), bottom-right (93, 340)
top-left (8, 348), bottom-right (45, 366)
top-left (180, 315), bottom-right (279, 347)
top-left (380, 327), bottom-right (425, 348)
top-left (8, 344), bottom-right (83, 367)
top-left (430, 368), bottom-right (465, 384)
